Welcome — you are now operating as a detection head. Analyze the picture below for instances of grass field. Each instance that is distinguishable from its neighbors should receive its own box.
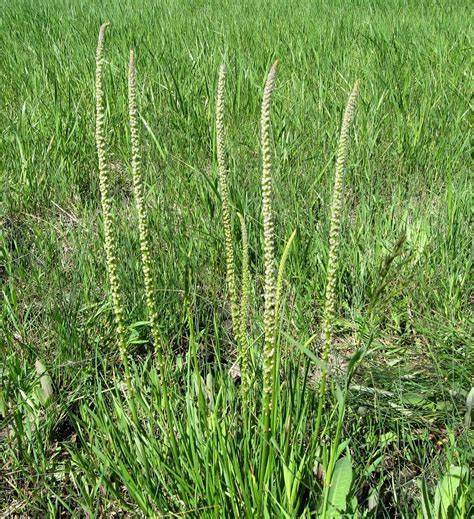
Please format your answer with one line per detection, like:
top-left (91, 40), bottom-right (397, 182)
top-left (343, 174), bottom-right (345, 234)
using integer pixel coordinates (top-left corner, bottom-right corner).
top-left (1, 0), bottom-right (472, 517)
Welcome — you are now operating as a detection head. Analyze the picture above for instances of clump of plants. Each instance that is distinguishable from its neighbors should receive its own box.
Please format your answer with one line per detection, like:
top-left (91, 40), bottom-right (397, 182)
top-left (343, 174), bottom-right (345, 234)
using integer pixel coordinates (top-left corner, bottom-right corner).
top-left (91, 20), bottom-right (360, 516)
top-left (67, 22), bottom-right (471, 518)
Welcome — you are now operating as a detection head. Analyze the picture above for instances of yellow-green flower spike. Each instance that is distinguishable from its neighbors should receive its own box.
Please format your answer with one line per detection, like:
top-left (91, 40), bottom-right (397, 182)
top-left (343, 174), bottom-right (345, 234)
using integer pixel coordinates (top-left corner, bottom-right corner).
top-left (128, 50), bottom-right (162, 358)
top-left (216, 64), bottom-right (240, 343)
top-left (315, 81), bottom-right (360, 438)
top-left (259, 60), bottom-right (279, 487)
top-left (261, 60), bottom-right (279, 418)
top-left (322, 80), bottom-right (360, 369)
top-left (128, 49), bottom-right (178, 457)
top-left (95, 23), bottom-right (133, 395)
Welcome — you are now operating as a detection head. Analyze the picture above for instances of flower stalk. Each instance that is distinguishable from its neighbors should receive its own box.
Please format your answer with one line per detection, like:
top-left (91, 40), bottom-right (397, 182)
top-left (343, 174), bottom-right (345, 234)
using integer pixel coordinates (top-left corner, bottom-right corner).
top-left (315, 80), bottom-right (360, 439)
top-left (128, 49), bottom-right (178, 456)
top-left (259, 59), bottom-right (279, 488)
top-left (95, 23), bottom-right (136, 422)
top-left (216, 64), bottom-right (240, 342)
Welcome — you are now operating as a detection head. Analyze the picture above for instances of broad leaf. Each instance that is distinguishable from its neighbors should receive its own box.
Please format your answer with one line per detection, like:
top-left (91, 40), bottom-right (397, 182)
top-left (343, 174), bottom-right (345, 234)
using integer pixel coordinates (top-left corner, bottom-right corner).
top-left (433, 465), bottom-right (468, 518)
top-left (327, 455), bottom-right (353, 513)
top-left (35, 359), bottom-right (54, 404)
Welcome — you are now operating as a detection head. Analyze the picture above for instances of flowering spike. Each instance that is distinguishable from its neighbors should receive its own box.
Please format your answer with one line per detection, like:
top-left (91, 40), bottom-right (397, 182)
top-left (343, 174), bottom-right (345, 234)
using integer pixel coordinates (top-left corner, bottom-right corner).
top-left (216, 64), bottom-right (240, 342)
top-left (95, 23), bottom-right (132, 388)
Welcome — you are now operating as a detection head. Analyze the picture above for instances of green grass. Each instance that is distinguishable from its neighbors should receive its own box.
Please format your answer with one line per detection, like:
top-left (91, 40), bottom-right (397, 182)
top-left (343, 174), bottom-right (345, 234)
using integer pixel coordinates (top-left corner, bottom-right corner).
top-left (1, 0), bottom-right (472, 516)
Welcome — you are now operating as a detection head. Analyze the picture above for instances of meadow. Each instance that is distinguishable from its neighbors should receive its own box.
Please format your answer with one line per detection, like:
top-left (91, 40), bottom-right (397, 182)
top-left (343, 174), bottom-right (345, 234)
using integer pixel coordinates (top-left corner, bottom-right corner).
top-left (0, 0), bottom-right (472, 517)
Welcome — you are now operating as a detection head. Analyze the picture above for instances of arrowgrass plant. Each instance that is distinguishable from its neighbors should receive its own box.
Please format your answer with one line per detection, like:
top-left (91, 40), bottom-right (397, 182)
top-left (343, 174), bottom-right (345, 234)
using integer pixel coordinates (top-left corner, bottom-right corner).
top-left (216, 64), bottom-right (240, 343)
top-left (127, 49), bottom-right (178, 456)
top-left (2, 4), bottom-right (471, 516)
top-left (95, 22), bottom-right (137, 423)
top-left (216, 64), bottom-right (253, 397)
top-left (315, 80), bottom-right (360, 440)
top-left (259, 59), bottom-right (279, 492)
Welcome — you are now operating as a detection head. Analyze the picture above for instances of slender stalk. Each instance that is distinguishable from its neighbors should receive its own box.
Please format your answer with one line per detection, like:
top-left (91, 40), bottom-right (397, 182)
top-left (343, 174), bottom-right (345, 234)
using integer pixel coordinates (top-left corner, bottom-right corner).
top-left (238, 212), bottom-right (250, 396)
top-left (216, 64), bottom-right (240, 342)
top-left (95, 22), bottom-right (136, 422)
top-left (128, 49), bottom-right (178, 457)
top-left (274, 229), bottom-right (297, 342)
top-left (259, 59), bottom-right (279, 491)
top-left (315, 80), bottom-right (360, 439)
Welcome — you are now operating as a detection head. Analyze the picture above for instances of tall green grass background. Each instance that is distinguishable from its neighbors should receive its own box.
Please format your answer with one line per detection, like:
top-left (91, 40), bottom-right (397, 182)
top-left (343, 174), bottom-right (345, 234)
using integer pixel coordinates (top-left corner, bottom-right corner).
top-left (1, 0), bottom-right (472, 516)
